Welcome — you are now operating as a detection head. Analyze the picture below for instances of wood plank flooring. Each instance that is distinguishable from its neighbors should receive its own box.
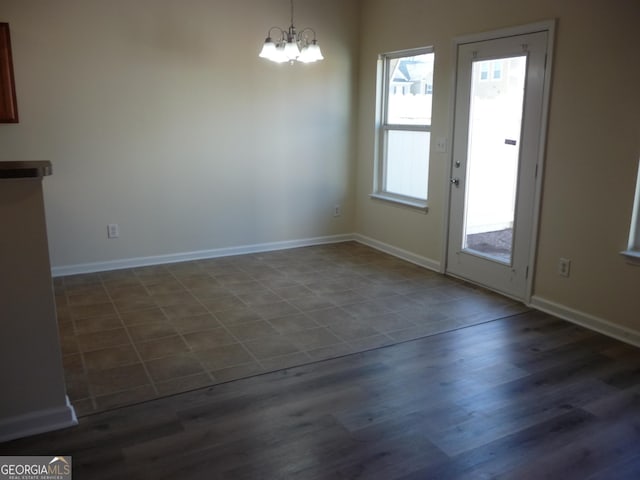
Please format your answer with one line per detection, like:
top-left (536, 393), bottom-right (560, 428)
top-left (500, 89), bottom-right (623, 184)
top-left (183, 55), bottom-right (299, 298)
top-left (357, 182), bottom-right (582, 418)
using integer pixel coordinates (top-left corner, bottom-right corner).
top-left (2, 310), bottom-right (640, 479)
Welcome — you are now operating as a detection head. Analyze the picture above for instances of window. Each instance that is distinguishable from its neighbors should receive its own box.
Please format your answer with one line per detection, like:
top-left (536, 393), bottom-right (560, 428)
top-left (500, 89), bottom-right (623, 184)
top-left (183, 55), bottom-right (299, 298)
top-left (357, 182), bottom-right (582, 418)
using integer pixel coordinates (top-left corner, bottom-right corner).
top-left (492, 60), bottom-right (503, 80)
top-left (622, 159), bottom-right (640, 262)
top-left (373, 47), bottom-right (434, 208)
top-left (479, 62), bottom-right (489, 81)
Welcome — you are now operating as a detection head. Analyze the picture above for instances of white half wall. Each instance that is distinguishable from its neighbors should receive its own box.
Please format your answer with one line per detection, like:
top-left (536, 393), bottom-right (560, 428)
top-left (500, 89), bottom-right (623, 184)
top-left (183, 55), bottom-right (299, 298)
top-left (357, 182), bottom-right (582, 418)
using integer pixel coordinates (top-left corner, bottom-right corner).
top-left (0, 397), bottom-right (77, 443)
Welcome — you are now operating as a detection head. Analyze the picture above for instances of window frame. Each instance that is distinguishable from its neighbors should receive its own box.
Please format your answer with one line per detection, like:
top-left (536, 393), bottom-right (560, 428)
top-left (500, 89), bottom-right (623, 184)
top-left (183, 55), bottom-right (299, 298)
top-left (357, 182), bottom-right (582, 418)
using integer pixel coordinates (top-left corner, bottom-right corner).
top-left (371, 46), bottom-right (434, 211)
top-left (621, 158), bottom-right (640, 264)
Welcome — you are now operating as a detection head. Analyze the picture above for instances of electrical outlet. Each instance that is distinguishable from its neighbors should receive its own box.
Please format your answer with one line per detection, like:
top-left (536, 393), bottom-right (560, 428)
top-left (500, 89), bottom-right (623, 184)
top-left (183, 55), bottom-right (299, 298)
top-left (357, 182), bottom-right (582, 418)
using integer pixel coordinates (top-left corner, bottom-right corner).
top-left (107, 224), bottom-right (119, 239)
top-left (558, 258), bottom-right (571, 277)
top-left (333, 205), bottom-right (341, 217)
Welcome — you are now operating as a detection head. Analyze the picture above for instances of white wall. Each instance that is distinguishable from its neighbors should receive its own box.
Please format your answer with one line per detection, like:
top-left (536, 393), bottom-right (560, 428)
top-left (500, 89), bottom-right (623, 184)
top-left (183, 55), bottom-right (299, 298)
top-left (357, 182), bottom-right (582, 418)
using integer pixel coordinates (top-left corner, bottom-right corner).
top-left (0, 0), bottom-right (359, 269)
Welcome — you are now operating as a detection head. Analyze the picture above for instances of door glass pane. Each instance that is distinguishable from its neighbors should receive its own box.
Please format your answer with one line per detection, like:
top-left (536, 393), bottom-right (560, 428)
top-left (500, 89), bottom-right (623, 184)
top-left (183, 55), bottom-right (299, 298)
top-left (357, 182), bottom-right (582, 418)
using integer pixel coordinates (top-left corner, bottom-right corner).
top-left (463, 56), bottom-right (527, 264)
top-left (385, 130), bottom-right (430, 199)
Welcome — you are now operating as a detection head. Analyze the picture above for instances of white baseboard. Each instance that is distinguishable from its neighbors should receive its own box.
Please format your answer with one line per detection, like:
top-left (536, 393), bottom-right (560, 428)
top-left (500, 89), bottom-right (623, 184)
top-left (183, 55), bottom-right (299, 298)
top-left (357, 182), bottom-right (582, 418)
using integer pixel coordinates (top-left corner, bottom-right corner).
top-left (51, 233), bottom-right (443, 277)
top-left (353, 234), bottom-right (441, 272)
top-left (0, 396), bottom-right (78, 443)
top-left (530, 296), bottom-right (640, 348)
top-left (52, 234), bottom-right (355, 277)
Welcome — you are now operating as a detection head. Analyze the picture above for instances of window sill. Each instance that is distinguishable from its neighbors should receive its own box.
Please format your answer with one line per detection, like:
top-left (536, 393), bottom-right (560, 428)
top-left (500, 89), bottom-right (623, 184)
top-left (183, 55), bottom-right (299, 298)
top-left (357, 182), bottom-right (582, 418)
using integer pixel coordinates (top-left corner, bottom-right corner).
top-left (620, 249), bottom-right (640, 265)
top-left (369, 193), bottom-right (428, 212)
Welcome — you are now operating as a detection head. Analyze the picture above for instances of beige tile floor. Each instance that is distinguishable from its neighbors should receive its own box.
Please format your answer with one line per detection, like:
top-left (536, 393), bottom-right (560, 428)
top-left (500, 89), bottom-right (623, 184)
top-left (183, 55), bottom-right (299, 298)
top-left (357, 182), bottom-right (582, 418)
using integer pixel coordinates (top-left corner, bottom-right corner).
top-left (54, 242), bottom-right (528, 416)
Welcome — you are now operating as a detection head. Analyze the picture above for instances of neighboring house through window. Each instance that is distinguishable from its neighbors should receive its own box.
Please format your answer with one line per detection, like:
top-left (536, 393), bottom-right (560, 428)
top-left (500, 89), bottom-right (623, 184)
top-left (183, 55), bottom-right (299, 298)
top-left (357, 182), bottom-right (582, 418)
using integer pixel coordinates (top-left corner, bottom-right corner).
top-left (480, 61), bottom-right (489, 81)
top-left (492, 60), bottom-right (503, 80)
top-left (373, 47), bottom-right (434, 209)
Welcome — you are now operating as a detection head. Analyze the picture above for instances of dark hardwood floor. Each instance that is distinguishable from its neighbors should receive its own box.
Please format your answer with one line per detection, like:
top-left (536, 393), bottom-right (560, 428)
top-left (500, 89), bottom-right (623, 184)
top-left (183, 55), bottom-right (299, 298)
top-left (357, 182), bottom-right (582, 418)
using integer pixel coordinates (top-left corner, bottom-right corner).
top-left (2, 310), bottom-right (640, 479)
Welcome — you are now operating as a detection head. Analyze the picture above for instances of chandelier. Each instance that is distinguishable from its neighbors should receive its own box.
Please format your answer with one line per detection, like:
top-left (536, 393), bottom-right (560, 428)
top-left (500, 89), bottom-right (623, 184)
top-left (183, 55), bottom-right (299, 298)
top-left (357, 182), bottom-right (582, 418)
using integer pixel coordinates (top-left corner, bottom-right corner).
top-left (258, 0), bottom-right (324, 64)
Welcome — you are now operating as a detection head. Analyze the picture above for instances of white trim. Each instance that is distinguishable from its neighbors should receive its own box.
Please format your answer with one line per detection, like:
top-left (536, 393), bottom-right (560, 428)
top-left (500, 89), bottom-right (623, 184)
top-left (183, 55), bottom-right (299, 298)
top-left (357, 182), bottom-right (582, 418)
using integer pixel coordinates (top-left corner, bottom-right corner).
top-left (526, 20), bottom-right (556, 303)
top-left (353, 233), bottom-right (441, 272)
top-left (51, 233), bottom-right (443, 279)
top-left (621, 158), bottom-right (640, 261)
top-left (382, 45), bottom-right (435, 59)
top-left (530, 296), bottom-right (640, 349)
top-left (369, 193), bottom-right (428, 211)
top-left (620, 249), bottom-right (640, 265)
top-left (52, 234), bottom-right (354, 277)
top-left (0, 396), bottom-right (78, 442)
top-left (440, 34), bottom-right (459, 275)
top-left (445, 20), bottom-right (556, 299)
top-left (455, 20), bottom-right (556, 45)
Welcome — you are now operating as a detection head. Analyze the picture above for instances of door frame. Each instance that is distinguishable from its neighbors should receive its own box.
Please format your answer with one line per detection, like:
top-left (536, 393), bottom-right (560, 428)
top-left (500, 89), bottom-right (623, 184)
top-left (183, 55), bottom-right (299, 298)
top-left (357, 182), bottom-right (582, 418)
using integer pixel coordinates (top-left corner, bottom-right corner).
top-left (441, 20), bottom-right (556, 303)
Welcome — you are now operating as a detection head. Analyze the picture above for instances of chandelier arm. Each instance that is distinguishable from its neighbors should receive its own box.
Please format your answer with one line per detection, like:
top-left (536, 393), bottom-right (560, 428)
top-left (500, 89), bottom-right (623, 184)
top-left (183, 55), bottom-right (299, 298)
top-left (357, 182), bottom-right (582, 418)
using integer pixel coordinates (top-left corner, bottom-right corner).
top-left (297, 27), bottom-right (317, 43)
top-left (267, 26), bottom-right (287, 41)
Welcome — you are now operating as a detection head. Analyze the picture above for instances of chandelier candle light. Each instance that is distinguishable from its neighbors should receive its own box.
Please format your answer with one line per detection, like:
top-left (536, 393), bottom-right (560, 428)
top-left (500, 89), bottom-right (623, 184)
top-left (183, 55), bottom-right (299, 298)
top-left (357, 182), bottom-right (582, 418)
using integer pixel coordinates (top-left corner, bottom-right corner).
top-left (259, 0), bottom-right (324, 64)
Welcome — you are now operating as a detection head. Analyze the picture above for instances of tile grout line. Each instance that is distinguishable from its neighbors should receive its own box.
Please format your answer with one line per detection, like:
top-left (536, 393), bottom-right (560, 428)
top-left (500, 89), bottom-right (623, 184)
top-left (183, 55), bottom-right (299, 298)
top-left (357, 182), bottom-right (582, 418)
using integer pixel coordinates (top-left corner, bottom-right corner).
top-left (106, 270), bottom-right (161, 399)
top-left (161, 266), bottom-right (221, 384)
top-left (221, 259), bottom-right (316, 369)
top-left (57, 243), bottom-right (529, 417)
top-left (257, 259), bottom-right (393, 357)
top-left (247, 260), bottom-right (360, 364)
top-left (62, 276), bottom-right (97, 413)
top-left (169, 262), bottom-right (269, 376)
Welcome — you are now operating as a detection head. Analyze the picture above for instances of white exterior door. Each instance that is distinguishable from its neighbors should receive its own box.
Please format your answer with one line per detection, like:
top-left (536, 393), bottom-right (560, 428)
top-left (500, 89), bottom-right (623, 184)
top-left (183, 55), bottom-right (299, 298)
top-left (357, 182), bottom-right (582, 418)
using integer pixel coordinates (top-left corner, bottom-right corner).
top-left (446, 31), bottom-right (548, 300)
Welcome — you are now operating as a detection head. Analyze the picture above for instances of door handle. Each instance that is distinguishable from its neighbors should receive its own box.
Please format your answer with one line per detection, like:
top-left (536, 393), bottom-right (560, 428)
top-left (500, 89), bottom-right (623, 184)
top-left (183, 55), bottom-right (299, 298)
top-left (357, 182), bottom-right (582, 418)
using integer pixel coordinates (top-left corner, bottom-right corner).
top-left (450, 178), bottom-right (460, 187)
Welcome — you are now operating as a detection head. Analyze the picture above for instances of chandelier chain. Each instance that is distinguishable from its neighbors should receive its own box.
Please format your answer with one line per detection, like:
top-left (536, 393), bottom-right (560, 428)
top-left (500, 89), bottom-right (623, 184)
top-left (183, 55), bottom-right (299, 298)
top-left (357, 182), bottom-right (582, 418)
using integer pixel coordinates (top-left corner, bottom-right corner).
top-left (290, 0), bottom-right (295, 28)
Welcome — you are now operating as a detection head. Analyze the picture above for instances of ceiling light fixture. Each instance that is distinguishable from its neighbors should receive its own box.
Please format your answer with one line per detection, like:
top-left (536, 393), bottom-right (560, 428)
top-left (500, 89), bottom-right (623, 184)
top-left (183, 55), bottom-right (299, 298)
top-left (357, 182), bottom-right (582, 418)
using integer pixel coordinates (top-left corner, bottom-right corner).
top-left (259, 0), bottom-right (324, 64)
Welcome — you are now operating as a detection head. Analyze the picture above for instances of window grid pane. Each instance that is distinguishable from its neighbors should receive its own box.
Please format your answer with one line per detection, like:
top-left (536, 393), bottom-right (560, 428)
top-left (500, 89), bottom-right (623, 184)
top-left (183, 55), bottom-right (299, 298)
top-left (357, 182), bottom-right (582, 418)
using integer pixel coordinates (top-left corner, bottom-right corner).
top-left (377, 48), bottom-right (434, 203)
top-left (384, 130), bottom-right (430, 200)
top-left (385, 53), bottom-right (434, 126)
